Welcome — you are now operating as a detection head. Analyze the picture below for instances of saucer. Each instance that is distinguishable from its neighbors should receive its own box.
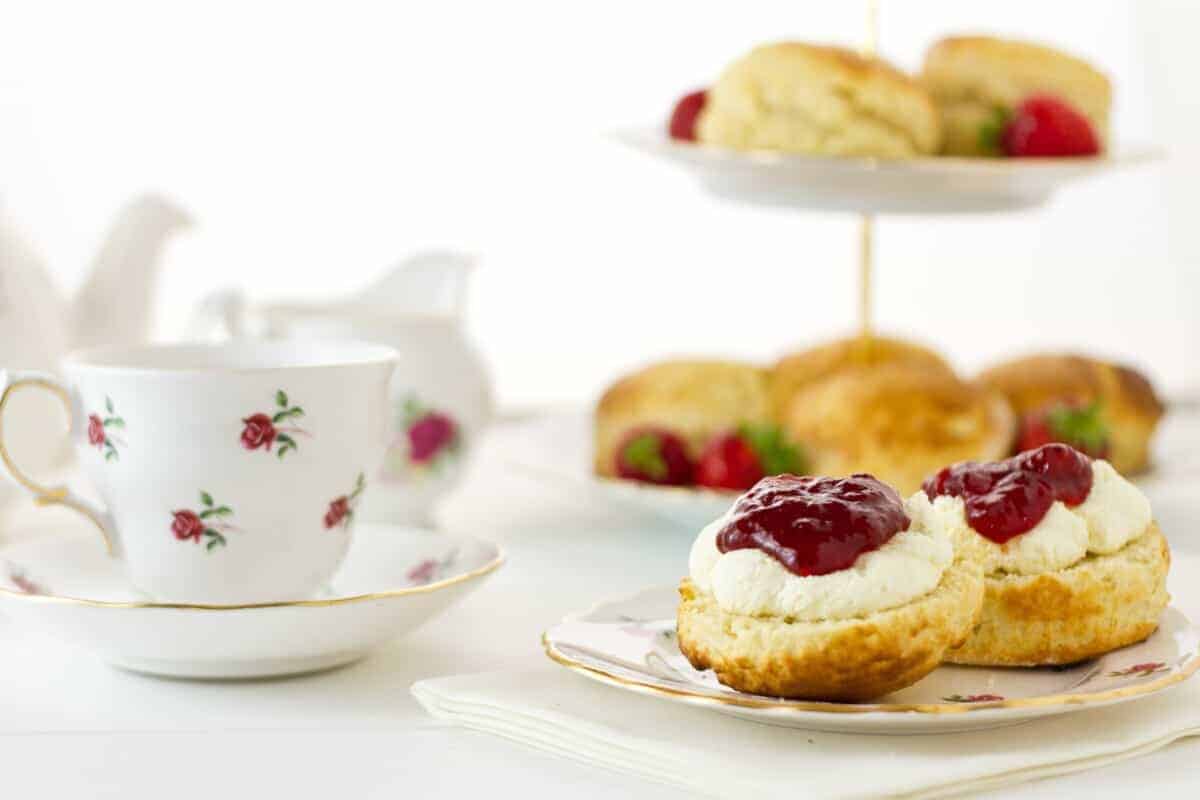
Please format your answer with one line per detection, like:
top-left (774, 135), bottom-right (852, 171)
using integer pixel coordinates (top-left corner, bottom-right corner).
top-left (544, 586), bottom-right (1200, 734)
top-left (615, 128), bottom-right (1162, 214)
top-left (0, 523), bottom-right (503, 678)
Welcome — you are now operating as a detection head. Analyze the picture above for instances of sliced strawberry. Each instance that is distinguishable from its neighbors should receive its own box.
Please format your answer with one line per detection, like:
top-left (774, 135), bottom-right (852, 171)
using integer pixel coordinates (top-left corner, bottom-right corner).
top-left (696, 434), bottom-right (762, 490)
top-left (615, 428), bottom-right (693, 485)
top-left (1016, 401), bottom-right (1110, 460)
top-left (668, 89), bottom-right (707, 141)
top-left (1000, 95), bottom-right (1100, 157)
top-left (696, 424), bottom-right (807, 491)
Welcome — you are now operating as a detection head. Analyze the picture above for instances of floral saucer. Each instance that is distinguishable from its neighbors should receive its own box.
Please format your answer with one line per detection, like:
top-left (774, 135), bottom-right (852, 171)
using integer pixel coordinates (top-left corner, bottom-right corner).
top-left (615, 128), bottom-right (1162, 214)
top-left (0, 523), bottom-right (503, 678)
top-left (544, 586), bottom-right (1200, 734)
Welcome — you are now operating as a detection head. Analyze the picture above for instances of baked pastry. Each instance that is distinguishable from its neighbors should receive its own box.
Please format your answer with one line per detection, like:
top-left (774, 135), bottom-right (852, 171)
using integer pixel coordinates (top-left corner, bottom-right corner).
top-left (679, 474), bottom-right (983, 700)
top-left (921, 36), bottom-right (1110, 156)
top-left (978, 354), bottom-right (1164, 475)
top-left (694, 42), bottom-right (942, 157)
top-left (594, 360), bottom-right (771, 480)
top-left (769, 334), bottom-right (954, 420)
top-left (914, 443), bottom-right (1169, 666)
top-left (781, 362), bottom-right (1015, 496)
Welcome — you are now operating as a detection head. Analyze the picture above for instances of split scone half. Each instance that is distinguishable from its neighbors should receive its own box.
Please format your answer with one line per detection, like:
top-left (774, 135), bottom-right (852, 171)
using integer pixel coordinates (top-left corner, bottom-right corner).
top-left (920, 35), bottom-right (1111, 156)
top-left (913, 447), bottom-right (1170, 666)
top-left (678, 475), bottom-right (983, 701)
top-left (594, 359), bottom-right (770, 478)
top-left (697, 41), bottom-right (942, 157)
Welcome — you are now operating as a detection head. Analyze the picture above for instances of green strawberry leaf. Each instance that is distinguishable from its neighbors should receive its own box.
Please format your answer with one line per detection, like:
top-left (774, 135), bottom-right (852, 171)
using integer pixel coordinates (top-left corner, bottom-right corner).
top-left (276, 433), bottom-right (296, 447)
top-left (276, 390), bottom-right (288, 408)
top-left (200, 491), bottom-right (214, 507)
top-left (103, 417), bottom-right (125, 428)
top-left (978, 106), bottom-right (1011, 154)
top-left (738, 423), bottom-right (808, 477)
top-left (622, 433), bottom-right (668, 481)
top-left (1047, 401), bottom-right (1109, 454)
top-left (200, 506), bottom-right (233, 519)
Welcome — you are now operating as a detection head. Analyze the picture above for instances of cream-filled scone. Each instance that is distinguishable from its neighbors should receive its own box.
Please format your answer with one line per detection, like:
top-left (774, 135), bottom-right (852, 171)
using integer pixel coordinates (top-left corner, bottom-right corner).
top-left (920, 36), bottom-right (1110, 157)
top-left (677, 474), bottom-right (983, 700)
top-left (915, 443), bottom-right (1169, 666)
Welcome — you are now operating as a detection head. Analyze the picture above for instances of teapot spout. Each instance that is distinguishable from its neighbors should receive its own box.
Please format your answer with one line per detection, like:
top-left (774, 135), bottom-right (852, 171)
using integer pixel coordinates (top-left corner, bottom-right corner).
top-left (352, 250), bottom-right (478, 317)
top-left (70, 194), bottom-right (192, 350)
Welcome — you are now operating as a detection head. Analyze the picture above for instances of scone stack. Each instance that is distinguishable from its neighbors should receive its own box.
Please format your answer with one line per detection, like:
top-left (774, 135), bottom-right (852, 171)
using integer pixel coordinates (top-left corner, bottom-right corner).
top-left (678, 443), bottom-right (1170, 700)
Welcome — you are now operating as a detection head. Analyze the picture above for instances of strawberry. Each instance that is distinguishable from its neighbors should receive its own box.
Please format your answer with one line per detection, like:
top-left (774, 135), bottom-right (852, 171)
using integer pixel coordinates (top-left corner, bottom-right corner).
top-left (668, 89), bottom-right (707, 141)
top-left (988, 95), bottom-right (1100, 157)
top-left (695, 424), bottom-right (807, 491)
top-left (1016, 401), bottom-right (1110, 460)
top-left (615, 428), bottom-right (693, 485)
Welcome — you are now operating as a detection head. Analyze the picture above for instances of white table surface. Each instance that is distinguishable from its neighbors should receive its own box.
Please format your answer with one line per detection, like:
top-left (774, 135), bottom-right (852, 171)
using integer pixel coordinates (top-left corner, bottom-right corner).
top-left (1, 413), bottom-right (1198, 799)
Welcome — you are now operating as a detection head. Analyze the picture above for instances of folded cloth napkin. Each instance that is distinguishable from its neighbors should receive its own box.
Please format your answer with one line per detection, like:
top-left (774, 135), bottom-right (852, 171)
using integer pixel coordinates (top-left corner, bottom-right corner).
top-left (412, 667), bottom-right (1200, 799)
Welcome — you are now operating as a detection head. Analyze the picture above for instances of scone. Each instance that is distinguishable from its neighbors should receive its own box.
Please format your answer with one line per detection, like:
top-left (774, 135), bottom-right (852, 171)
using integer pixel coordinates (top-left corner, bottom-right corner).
top-left (921, 36), bottom-right (1110, 156)
top-left (978, 353), bottom-right (1164, 475)
top-left (679, 474), bottom-right (983, 700)
top-left (696, 42), bottom-right (942, 157)
top-left (594, 360), bottom-right (771, 480)
top-left (914, 443), bottom-right (1169, 666)
top-left (769, 334), bottom-right (954, 420)
top-left (782, 362), bottom-right (1015, 496)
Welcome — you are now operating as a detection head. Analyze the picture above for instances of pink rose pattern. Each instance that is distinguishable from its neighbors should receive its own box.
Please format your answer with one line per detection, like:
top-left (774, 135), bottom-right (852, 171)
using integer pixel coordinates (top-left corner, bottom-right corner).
top-left (403, 397), bottom-right (460, 466)
top-left (241, 390), bottom-right (308, 459)
top-left (172, 491), bottom-right (240, 552)
top-left (88, 396), bottom-right (125, 461)
top-left (324, 472), bottom-right (366, 530)
top-left (942, 693), bottom-right (1005, 703)
top-left (406, 548), bottom-right (459, 586)
top-left (1108, 661), bottom-right (1169, 678)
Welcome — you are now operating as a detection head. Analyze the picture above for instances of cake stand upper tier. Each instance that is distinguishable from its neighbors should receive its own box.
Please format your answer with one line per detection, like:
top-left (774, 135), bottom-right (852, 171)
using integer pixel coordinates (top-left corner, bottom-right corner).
top-left (617, 128), bottom-right (1162, 215)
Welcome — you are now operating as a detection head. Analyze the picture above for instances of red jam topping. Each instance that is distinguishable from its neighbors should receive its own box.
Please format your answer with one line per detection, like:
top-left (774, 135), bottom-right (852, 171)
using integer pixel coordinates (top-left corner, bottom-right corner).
top-left (716, 474), bottom-right (909, 577)
top-left (922, 443), bottom-right (1093, 544)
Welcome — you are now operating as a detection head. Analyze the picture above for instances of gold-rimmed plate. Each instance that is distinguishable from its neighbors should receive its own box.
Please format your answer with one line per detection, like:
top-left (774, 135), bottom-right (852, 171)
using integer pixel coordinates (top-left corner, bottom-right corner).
top-left (615, 128), bottom-right (1163, 214)
top-left (0, 523), bottom-right (503, 678)
top-left (544, 586), bottom-right (1200, 734)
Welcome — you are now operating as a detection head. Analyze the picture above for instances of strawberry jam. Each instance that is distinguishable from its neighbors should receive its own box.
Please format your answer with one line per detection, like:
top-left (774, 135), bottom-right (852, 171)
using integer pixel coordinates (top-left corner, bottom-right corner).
top-left (716, 474), bottom-right (909, 577)
top-left (922, 443), bottom-right (1093, 544)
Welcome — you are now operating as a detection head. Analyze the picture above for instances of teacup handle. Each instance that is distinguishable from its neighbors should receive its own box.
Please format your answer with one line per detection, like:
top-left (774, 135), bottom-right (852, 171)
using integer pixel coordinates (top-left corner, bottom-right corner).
top-left (0, 370), bottom-right (119, 556)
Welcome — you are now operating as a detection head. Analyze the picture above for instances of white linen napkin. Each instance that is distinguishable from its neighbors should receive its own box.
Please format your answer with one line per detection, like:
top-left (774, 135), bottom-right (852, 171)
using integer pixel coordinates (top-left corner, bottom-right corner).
top-left (412, 668), bottom-right (1200, 799)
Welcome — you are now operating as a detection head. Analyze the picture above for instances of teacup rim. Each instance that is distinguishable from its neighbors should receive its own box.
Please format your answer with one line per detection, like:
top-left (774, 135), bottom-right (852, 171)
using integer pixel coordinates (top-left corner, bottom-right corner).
top-left (63, 340), bottom-right (399, 374)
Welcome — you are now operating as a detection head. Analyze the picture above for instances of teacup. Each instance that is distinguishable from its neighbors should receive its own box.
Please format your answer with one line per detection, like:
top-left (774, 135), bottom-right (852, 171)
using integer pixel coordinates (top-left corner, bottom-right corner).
top-left (0, 341), bottom-right (397, 604)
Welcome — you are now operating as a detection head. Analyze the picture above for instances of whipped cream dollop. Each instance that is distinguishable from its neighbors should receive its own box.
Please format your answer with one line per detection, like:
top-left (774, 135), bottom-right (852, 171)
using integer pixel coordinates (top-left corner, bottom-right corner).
top-left (908, 459), bottom-right (1151, 576)
top-left (688, 495), bottom-right (953, 621)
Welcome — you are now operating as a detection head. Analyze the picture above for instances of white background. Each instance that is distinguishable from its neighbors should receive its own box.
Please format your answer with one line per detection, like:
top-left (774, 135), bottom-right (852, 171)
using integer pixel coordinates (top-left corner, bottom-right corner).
top-left (0, 0), bottom-right (1196, 408)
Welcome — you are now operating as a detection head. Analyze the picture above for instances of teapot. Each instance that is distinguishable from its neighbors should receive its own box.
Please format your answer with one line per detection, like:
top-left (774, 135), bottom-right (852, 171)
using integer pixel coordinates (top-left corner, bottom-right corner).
top-left (191, 251), bottom-right (493, 526)
top-left (0, 195), bottom-right (191, 505)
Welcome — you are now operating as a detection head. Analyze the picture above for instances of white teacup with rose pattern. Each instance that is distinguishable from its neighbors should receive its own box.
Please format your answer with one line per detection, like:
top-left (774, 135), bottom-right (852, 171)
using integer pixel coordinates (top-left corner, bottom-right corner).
top-left (0, 341), bottom-right (396, 604)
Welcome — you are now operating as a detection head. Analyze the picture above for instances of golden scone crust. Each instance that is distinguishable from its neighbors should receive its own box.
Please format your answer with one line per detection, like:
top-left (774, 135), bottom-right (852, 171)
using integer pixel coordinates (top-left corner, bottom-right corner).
top-left (594, 360), bottom-right (770, 476)
top-left (921, 35), bottom-right (1111, 156)
top-left (783, 363), bottom-right (1015, 496)
top-left (769, 334), bottom-right (954, 420)
top-left (948, 524), bottom-right (1170, 666)
top-left (677, 557), bottom-right (983, 701)
top-left (698, 42), bottom-right (942, 157)
top-left (977, 354), bottom-right (1164, 475)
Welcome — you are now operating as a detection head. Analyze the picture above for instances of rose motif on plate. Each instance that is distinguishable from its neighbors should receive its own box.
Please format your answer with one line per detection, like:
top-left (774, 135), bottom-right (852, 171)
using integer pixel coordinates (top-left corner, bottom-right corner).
top-left (88, 396), bottom-right (126, 461)
top-left (241, 390), bottom-right (308, 459)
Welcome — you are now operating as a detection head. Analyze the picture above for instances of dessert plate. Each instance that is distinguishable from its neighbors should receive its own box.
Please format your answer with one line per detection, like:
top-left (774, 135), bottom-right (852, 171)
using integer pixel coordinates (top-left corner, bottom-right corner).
top-left (616, 128), bottom-right (1162, 214)
top-left (0, 523), bottom-right (503, 678)
top-left (544, 586), bottom-right (1200, 735)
